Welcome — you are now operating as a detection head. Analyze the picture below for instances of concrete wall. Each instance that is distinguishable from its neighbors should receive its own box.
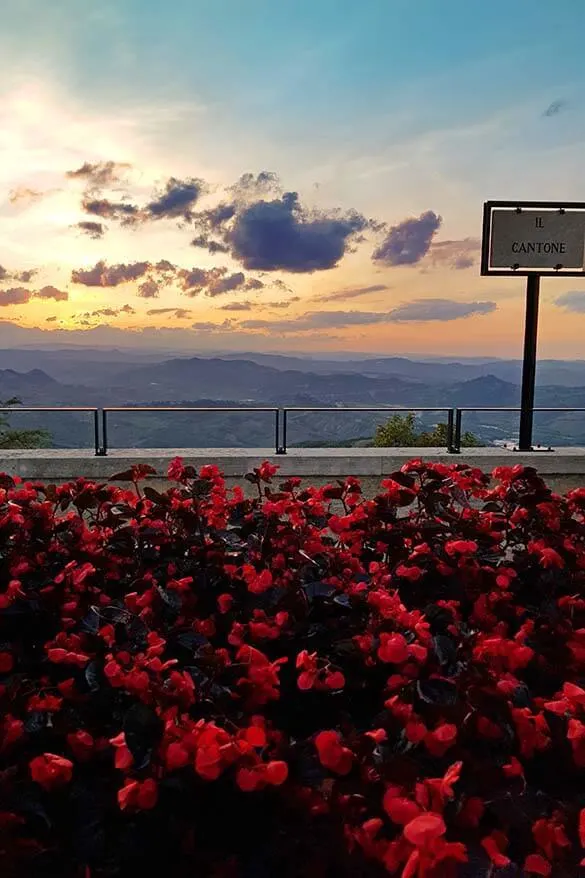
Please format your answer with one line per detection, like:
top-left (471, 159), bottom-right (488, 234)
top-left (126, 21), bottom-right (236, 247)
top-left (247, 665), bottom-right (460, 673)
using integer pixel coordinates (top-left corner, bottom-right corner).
top-left (1, 447), bottom-right (584, 494)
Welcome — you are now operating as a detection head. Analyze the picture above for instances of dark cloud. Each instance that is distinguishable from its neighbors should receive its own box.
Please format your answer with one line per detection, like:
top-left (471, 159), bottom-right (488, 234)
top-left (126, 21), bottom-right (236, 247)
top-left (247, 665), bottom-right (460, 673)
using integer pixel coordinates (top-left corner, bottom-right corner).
top-left (138, 279), bottom-right (161, 299)
top-left (66, 161), bottom-right (131, 189)
top-left (0, 288), bottom-right (32, 306)
top-left (76, 221), bottom-right (106, 239)
top-left (46, 316), bottom-right (58, 322)
top-left (386, 298), bottom-right (496, 322)
top-left (244, 277), bottom-right (265, 290)
top-left (207, 272), bottom-right (246, 297)
top-left (71, 260), bottom-right (150, 287)
top-left (0, 266), bottom-right (37, 283)
top-left (35, 285), bottom-right (68, 301)
top-left (426, 237), bottom-right (481, 270)
top-left (82, 196), bottom-right (141, 225)
top-left (178, 267), bottom-right (249, 297)
top-left (543, 100), bottom-right (566, 117)
top-left (373, 210), bottom-right (442, 265)
top-left (321, 283), bottom-right (389, 303)
top-left (555, 291), bottom-right (585, 312)
top-left (218, 301), bottom-right (253, 311)
top-left (146, 176), bottom-right (205, 221)
top-left (190, 234), bottom-right (230, 254)
top-left (224, 191), bottom-right (373, 272)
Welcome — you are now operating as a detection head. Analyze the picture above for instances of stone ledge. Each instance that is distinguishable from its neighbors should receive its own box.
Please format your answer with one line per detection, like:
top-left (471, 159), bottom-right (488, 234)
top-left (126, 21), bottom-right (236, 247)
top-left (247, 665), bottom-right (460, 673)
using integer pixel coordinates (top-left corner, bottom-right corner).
top-left (1, 447), bottom-right (584, 481)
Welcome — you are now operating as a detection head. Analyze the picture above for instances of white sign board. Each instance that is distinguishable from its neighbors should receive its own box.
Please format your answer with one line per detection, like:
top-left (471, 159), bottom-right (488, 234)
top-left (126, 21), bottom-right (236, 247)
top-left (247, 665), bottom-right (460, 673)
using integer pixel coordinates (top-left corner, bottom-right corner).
top-left (489, 209), bottom-right (585, 270)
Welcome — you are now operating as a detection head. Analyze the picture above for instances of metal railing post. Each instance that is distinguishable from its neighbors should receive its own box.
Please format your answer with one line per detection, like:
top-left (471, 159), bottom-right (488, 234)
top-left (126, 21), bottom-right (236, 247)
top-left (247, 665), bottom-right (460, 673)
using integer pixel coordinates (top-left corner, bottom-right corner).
top-left (281, 409), bottom-right (288, 455)
top-left (101, 410), bottom-right (108, 456)
top-left (447, 409), bottom-right (457, 453)
top-left (93, 410), bottom-right (101, 456)
top-left (453, 410), bottom-right (463, 454)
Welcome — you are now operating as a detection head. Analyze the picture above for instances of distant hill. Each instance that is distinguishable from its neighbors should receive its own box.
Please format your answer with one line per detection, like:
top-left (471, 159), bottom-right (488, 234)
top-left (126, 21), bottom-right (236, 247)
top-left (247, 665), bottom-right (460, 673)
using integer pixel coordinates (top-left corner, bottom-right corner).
top-left (0, 353), bottom-right (585, 448)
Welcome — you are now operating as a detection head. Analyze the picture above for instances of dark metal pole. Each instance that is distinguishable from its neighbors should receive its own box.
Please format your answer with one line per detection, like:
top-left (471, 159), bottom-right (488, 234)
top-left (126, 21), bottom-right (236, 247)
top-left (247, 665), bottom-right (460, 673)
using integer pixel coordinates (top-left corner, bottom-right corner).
top-left (518, 274), bottom-right (540, 451)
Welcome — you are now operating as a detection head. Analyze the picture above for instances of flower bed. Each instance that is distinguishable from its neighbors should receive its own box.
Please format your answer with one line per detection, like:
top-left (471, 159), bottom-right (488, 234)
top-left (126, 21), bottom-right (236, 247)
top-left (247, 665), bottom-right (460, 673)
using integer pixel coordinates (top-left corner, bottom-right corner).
top-left (1, 459), bottom-right (585, 876)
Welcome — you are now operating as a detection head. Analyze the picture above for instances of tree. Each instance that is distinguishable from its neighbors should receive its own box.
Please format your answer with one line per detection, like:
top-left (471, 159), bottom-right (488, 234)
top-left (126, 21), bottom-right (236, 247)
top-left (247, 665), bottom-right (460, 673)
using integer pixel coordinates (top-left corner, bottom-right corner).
top-left (373, 412), bottom-right (481, 448)
top-left (0, 398), bottom-right (51, 449)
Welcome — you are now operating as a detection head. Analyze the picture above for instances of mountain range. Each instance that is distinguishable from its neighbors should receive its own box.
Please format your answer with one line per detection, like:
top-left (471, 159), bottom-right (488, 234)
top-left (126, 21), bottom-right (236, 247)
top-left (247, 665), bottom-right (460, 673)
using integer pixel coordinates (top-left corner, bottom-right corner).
top-left (1, 349), bottom-right (585, 449)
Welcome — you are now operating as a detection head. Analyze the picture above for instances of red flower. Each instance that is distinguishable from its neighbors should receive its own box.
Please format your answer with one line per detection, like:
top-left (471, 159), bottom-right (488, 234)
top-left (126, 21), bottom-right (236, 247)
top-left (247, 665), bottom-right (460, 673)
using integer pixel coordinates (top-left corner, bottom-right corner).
top-left (383, 792), bottom-right (421, 825)
top-left (378, 632), bottom-right (409, 664)
top-left (481, 832), bottom-right (510, 867)
top-left (403, 813), bottom-right (446, 847)
top-left (118, 778), bottom-right (158, 811)
top-left (165, 742), bottom-right (190, 771)
top-left (0, 651), bottom-right (13, 673)
top-left (314, 730), bottom-right (353, 775)
top-left (445, 540), bottom-right (478, 556)
top-left (524, 854), bottom-right (552, 875)
top-left (425, 723), bottom-right (457, 757)
top-left (30, 753), bottom-right (74, 790)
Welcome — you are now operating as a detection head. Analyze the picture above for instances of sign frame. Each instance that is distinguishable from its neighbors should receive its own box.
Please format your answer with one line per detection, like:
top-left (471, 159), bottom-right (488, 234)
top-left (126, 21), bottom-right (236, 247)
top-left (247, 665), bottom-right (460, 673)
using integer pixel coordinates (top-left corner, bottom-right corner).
top-left (481, 200), bottom-right (585, 277)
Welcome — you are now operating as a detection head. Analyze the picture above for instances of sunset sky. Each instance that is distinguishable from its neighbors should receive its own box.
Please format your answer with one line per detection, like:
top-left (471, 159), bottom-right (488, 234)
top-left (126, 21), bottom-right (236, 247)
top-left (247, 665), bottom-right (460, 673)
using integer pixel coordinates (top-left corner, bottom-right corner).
top-left (2, 0), bottom-right (585, 357)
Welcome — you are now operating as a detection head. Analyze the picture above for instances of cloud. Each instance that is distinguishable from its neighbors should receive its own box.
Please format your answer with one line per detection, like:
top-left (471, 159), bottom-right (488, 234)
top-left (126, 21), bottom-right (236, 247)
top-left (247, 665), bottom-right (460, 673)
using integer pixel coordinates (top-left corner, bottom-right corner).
top-left (46, 316), bottom-right (58, 323)
top-left (0, 288), bottom-right (32, 306)
top-left (138, 279), bottom-right (161, 299)
top-left (82, 196), bottom-right (141, 225)
top-left (238, 299), bottom-right (496, 333)
top-left (191, 186), bottom-right (375, 272)
top-left (543, 100), bottom-right (566, 117)
top-left (228, 171), bottom-right (281, 199)
top-left (34, 285), bottom-right (68, 301)
top-left (8, 187), bottom-right (46, 205)
top-left (177, 267), bottom-right (252, 298)
top-left (66, 161), bottom-right (131, 190)
top-left (71, 260), bottom-right (151, 287)
top-left (320, 283), bottom-right (389, 303)
top-left (555, 291), bottom-right (585, 312)
top-left (192, 319), bottom-right (234, 332)
top-left (0, 266), bottom-right (38, 283)
top-left (207, 271), bottom-right (246, 297)
top-left (426, 237), bottom-right (481, 270)
top-left (146, 307), bottom-right (192, 319)
top-left (190, 234), bottom-right (230, 254)
top-left (265, 297), bottom-right (301, 309)
top-left (75, 221), bottom-right (106, 239)
top-left (386, 298), bottom-right (496, 322)
top-left (241, 310), bottom-right (391, 332)
top-left (226, 192), bottom-right (373, 272)
top-left (146, 176), bottom-right (205, 221)
top-left (218, 301), bottom-right (253, 311)
top-left (373, 211), bottom-right (442, 265)
top-left (81, 304), bottom-right (135, 318)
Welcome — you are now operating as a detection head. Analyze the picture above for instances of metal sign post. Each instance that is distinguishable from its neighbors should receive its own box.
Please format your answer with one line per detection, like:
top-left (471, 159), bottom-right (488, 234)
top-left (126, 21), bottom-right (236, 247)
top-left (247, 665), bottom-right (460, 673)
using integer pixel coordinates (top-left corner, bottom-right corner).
top-left (481, 201), bottom-right (585, 451)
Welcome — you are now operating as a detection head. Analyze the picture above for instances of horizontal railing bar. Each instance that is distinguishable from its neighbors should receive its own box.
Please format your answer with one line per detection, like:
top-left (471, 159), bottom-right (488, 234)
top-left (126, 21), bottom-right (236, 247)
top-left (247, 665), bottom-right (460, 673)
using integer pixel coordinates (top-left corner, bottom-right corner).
top-left (102, 406), bottom-right (278, 413)
top-left (283, 406), bottom-right (453, 412)
top-left (456, 407), bottom-right (585, 413)
top-left (0, 406), bottom-right (98, 412)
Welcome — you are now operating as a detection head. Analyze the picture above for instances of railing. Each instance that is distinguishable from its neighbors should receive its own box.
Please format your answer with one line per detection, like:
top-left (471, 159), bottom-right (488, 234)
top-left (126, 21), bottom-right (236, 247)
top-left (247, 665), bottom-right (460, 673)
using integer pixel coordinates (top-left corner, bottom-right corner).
top-left (2, 404), bottom-right (585, 456)
top-left (281, 407), bottom-right (455, 455)
top-left (451, 407), bottom-right (585, 453)
top-left (0, 407), bottom-right (100, 455)
top-left (100, 407), bottom-right (280, 456)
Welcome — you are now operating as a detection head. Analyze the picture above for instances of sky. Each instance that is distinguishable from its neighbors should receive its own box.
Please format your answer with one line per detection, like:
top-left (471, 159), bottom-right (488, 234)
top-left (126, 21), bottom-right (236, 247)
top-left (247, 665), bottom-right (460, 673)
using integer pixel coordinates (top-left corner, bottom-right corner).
top-left (2, 0), bottom-right (585, 357)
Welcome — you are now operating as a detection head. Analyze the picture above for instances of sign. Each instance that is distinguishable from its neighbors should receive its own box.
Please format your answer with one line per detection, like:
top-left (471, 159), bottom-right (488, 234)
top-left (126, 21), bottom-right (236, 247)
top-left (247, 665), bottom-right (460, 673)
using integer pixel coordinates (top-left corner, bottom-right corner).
top-left (481, 201), bottom-right (585, 276)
